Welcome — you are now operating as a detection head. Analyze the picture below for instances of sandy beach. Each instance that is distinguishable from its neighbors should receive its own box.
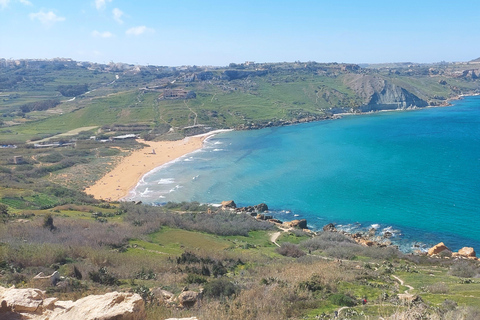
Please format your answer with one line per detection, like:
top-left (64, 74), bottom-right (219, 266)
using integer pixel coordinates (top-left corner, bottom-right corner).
top-left (85, 130), bottom-right (230, 201)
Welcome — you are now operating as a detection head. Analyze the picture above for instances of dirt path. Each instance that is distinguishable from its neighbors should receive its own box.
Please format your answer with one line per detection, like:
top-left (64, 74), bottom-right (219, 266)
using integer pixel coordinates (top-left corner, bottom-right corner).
top-left (31, 126), bottom-right (98, 144)
top-left (270, 231), bottom-right (281, 247)
top-left (392, 275), bottom-right (414, 293)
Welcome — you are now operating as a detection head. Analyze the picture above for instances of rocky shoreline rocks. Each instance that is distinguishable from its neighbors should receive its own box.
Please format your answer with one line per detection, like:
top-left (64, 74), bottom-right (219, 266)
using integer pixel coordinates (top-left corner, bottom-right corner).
top-left (221, 200), bottom-right (478, 259)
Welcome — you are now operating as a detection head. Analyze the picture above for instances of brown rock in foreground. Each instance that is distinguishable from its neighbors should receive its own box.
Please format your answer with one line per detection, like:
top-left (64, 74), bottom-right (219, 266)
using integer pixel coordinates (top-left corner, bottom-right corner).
top-left (427, 242), bottom-right (449, 256)
top-left (0, 286), bottom-right (145, 320)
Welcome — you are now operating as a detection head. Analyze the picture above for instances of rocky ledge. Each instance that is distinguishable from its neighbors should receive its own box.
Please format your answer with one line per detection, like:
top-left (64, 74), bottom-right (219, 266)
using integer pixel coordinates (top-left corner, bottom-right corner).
top-left (0, 286), bottom-right (145, 320)
top-left (221, 200), bottom-right (310, 231)
top-left (427, 242), bottom-right (477, 260)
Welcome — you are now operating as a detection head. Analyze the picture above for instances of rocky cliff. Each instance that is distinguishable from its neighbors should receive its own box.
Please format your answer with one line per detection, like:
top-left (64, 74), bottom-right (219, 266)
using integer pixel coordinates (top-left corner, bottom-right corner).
top-left (341, 74), bottom-right (428, 113)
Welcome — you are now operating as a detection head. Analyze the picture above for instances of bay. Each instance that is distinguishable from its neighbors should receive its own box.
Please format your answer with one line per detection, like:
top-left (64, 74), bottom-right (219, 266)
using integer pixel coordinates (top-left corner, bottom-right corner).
top-left (128, 96), bottom-right (480, 252)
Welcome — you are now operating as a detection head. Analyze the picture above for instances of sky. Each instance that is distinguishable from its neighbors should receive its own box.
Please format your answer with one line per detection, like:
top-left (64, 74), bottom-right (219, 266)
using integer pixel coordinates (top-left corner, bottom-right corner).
top-left (1, 0), bottom-right (480, 66)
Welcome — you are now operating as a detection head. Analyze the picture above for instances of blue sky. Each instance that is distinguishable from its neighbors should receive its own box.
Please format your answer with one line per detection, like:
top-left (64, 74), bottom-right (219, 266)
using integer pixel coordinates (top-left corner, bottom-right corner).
top-left (1, 0), bottom-right (479, 66)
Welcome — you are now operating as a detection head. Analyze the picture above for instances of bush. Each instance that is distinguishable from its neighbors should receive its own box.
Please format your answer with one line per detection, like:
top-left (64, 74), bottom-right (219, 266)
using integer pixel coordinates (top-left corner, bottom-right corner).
top-left (88, 267), bottom-right (119, 286)
top-left (186, 273), bottom-right (208, 284)
top-left (449, 261), bottom-right (480, 278)
top-left (203, 278), bottom-right (238, 298)
top-left (329, 293), bottom-right (356, 307)
top-left (122, 202), bottom-right (274, 236)
top-left (298, 274), bottom-right (323, 292)
top-left (38, 152), bottom-right (64, 163)
top-left (425, 282), bottom-right (449, 294)
top-left (276, 243), bottom-right (306, 258)
top-left (301, 232), bottom-right (355, 251)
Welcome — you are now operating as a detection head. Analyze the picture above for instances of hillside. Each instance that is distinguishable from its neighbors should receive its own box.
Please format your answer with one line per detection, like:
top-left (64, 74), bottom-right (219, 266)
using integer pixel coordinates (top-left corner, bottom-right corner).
top-left (1, 202), bottom-right (480, 319)
top-left (1, 59), bottom-right (479, 144)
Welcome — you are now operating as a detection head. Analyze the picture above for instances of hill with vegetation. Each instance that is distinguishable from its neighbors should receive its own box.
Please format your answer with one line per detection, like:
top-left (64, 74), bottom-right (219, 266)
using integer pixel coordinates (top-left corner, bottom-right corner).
top-left (1, 58), bottom-right (480, 319)
top-left (1, 58), bottom-right (479, 144)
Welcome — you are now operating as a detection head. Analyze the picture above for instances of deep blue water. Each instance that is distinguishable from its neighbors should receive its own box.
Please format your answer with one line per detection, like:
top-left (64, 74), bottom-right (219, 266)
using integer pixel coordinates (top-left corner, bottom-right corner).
top-left (128, 96), bottom-right (480, 252)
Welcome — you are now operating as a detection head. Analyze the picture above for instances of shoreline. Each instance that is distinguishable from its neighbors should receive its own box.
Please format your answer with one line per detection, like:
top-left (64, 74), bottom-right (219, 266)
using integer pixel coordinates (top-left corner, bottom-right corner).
top-left (86, 93), bottom-right (479, 202)
top-left (84, 129), bottom-right (232, 201)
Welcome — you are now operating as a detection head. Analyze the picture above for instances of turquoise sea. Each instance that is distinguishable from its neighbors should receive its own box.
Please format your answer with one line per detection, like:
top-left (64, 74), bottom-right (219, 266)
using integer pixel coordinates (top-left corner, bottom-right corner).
top-left (128, 96), bottom-right (480, 252)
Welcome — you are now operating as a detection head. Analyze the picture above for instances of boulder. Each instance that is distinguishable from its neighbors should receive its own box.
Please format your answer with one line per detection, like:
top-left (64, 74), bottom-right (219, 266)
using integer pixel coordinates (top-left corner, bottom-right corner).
top-left (427, 242), bottom-right (449, 256)
top-left (255, 203), bottom-right (268, 213)
top-left (52, 291), bottom-right (145, 320)
top-left (0, 287), bottom-right (45, 313)
top-left (151, 288), bottom-right (174, 304)
top-left (221, 200), bottom-right (236, 209)
top-left (358, 239), bottom-right (375, 247)
top-left (283, 219), bottom-right (307, 229)
top-left (0, 286), bottom-right (145, 320)
top-left (177, 291), bottom-right (200, 308)
top-left (322, 223), bottom-right (336, 232)
top-left (457, 247), bottom-right (476, 258)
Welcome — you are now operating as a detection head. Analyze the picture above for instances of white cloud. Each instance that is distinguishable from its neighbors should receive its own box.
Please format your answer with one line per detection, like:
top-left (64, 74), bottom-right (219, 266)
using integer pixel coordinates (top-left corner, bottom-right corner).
top-left (29, 10), bottom-right (65, 27)
top-left (92, 30), bottom-right (113, 38)
top-left (95, 0), bottom-right (111, 11)
top-left (18, 0), bottom-right (32, 5)
top-left (112, 7), bottom-right (123, 24)
top-left (126, 26), bottom-right (154, 36)
top-left (0, 0), bottom-right (10, 9)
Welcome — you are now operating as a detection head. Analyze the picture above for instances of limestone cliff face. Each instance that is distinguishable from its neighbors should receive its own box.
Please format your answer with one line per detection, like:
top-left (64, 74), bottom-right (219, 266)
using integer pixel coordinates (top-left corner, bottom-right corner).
top-left (341, 74), bottom-right (428, 113)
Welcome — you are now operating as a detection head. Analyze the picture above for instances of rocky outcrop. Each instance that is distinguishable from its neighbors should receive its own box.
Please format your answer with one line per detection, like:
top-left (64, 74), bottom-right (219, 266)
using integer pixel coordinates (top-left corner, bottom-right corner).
top-left (342, 74), bottom-right (428, 113)
top-left (323, 223), bottom-right (337, 232)
top-left (234, 203), bottom-right (269, 214)
top-left (283, 219), bottom-right (307, 229)
top-left (0, 286), bottom-right (145, 320)
top-left (151, 288), bottom-right (175, 304)
top-left (427, 242), bottom-right (450, 256)
top-left (255, 203), bottom-right (268, 213)
top-left (452, 247), bottom-right (477, 259)
top-left (177, 290), bottom-right (200, 308)
top-left (221, 200), bottom-right (236, 209)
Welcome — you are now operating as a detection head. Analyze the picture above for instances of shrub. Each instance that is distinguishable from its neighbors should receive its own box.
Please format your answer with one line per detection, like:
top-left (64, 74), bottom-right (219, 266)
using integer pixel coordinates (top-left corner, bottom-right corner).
top-left (329, 293), bottom-right (356, 307)
top-left (298, 274), bottom-right (323, 292)
top-left (301, 231), bottom-right (355, 251)
top-left (425, 282), bottom-right (449, 294)
top-left (134, 267), bottom-right (157, 280)
top-left (186, 273), bottom-right (208, 284)
top-left (88, 267), bottom-right (119, 286)
top-left (203, 278), bottom-right (238, 298)
top-left (276, 243), bottom-right (305, 258)
top-left (133, 285), bottom-right (154, 303)
top-left (38, 152), bottom-right (64, 163)
top-left (449, 261), bottom-right (480, 278)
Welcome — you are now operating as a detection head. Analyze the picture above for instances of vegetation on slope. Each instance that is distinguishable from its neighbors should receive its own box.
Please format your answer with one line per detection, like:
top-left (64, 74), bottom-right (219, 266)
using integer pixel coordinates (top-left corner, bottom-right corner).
top-left (1, 202), bottom-right (480, 319)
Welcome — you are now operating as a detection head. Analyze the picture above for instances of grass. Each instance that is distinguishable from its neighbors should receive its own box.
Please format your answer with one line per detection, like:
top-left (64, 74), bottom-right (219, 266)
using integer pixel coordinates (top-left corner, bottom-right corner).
top-left (148, 227), bottom-right (232, 252)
